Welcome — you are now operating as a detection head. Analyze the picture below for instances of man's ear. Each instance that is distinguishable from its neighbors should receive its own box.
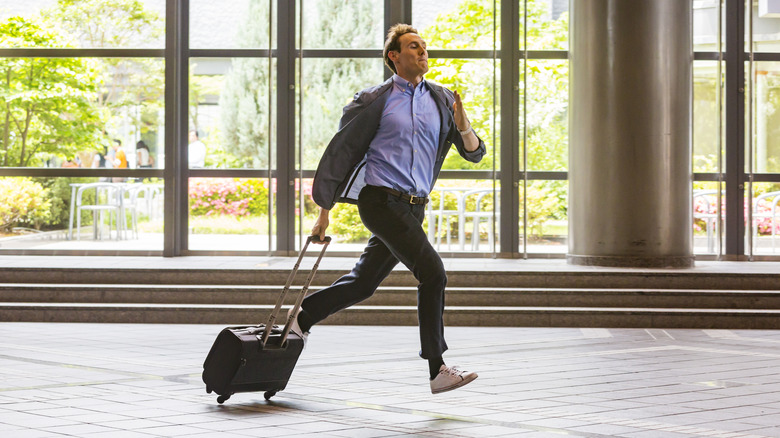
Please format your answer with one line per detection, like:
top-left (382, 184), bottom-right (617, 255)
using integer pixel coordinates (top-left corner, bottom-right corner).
top-left (388, 50), bottom-right (398, 63)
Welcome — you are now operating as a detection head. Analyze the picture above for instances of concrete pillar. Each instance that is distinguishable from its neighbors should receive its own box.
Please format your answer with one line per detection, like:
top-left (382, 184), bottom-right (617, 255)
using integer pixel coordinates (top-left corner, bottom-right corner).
top-left (568, 0), bottom-right (694, 268)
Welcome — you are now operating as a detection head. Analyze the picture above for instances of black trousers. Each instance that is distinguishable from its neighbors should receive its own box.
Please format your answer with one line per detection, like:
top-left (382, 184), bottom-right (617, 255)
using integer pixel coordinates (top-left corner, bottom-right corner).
top-left (301, 185), bottom-right (448, 359)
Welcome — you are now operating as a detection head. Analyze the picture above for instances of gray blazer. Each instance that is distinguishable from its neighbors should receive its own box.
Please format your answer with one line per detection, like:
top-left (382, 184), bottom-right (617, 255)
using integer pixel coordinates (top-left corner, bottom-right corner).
top-left (312, 77), bottom-right (487, 210)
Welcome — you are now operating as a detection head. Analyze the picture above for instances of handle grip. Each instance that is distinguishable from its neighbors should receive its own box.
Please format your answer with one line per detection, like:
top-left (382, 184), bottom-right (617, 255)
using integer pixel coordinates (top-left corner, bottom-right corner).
top-left (308, 235), bottom-right (331, 244)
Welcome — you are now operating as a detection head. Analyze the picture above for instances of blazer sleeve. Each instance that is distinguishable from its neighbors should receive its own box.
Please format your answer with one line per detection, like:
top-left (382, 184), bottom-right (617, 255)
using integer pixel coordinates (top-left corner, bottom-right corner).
top-left (311, 83), bottom-right (389, 209)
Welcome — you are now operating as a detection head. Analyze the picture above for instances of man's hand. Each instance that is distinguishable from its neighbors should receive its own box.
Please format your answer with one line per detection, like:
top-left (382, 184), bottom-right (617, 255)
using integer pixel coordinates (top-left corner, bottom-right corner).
top-left (453, 90), bottom-right (479, 152)
top-left (453, 90), bottom-right (470, 132)
top-left (311, 208), bottom-right (330, 243)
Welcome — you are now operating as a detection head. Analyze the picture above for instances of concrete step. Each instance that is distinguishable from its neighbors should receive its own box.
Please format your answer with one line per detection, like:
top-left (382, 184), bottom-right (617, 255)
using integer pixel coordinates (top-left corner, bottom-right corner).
top-left (1, 302), bottom-right (779, 329)
top-left (3, 267), bottom-right (780, 290)
top-left (3, 284), bottom-right (780, 309)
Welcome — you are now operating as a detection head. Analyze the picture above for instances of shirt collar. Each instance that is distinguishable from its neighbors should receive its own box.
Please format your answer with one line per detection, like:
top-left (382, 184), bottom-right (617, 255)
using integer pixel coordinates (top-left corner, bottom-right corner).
top-left (392, 74), bottom-right (427, 93)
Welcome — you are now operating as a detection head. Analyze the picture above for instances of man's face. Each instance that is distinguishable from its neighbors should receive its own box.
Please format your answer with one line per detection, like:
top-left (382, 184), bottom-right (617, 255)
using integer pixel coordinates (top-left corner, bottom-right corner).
top-left (391, 33), bottom-right (428, 79)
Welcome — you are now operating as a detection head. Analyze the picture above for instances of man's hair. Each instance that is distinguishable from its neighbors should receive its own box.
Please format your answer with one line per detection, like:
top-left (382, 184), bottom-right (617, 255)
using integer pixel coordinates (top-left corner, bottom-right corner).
top-left (383, 23), bottom-right (419, 74)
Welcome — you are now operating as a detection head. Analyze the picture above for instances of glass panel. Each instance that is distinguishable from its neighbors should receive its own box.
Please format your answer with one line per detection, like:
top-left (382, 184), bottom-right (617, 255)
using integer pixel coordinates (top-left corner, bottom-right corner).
top-left (751, 61), bottom-right (780, 173)
top-left (425, 59), bottom-right (499, 171)
top-left (189, 58), bottom-right (274, 169)
top-left (190, 0), bottom-right (273, 50)
top-left (0, 0), bottom-right (164, 49)
top-left (301, 0), bottom-right (383, 49)
top-left (525, 59), bottom-right (568, 171)
top-left (414, 0), bottom-right (499, 50)
top-left (521, 179), bottom-right (568, 254)
top-left (750, 181), bottom-right (780, 255)
top-left (522, 0), bottom-right (569, 51)
top-left (0, 58), bottom-right (164, 169)
top-left (750, 0), bottom-right (780, 52)
top-left (299, 58), bottom-right (384, 170)
top-left (426, 179), bottom-right (500, 253)
top-left (187, 177), bottom-right (274, 251)
top-left (693, 0), bottom-right (724, 52)
top-left (693, 61), bottom-right (723, 173)
top-left (693, 181), bottom-right (724, 255)
top-left (0, 176), bottom-right (164, 250)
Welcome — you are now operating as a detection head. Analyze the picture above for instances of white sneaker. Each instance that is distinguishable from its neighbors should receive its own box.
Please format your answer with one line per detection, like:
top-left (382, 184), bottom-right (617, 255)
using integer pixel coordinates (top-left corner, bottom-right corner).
top-left (287, 307), bottom-right (309, 348)
top-left (430, 365), bottom-right (478, 394)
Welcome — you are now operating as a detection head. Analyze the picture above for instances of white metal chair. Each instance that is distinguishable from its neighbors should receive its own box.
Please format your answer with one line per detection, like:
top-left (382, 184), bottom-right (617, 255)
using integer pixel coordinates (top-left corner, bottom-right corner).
top-left (462, 188), bottom-right (499, 251)
top-left (426, 188), bottom-right (465, 251)
top-left (752, 190), bottom-right (780, 253)
top-left (121, 184), bottom-right (147, 239)
top-left (693, 190), bottom-right (722, 253)
top-left (75, 183), bottom-right (123, 240)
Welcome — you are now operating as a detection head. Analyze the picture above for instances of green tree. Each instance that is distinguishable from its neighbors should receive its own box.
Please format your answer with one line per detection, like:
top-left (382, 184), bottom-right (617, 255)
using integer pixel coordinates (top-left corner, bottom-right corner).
top-left (219, 0), bottom-right (382, 169)
top-left (0, 16), bottom-right (102, 167)
top-left (42, 0), bottom-right (165, 146)
top-left (298, 0), bottom-right (383, 168)
top-left (424, 0), bottom-right (569, 172)
top-left (42, 0), bottom-right (162, 48)
top-left (218, 0), bottom-right (273, 168)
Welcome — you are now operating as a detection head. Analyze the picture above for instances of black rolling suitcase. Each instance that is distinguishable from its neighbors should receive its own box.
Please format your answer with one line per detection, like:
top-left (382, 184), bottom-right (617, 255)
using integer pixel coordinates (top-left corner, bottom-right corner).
top-left (202, 235), bottom-right (330, 404)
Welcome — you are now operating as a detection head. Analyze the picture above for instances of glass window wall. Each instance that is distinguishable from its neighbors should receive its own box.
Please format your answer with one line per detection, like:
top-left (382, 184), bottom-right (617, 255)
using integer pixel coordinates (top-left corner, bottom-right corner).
top-left (0, 0), bottom-right (777, 259)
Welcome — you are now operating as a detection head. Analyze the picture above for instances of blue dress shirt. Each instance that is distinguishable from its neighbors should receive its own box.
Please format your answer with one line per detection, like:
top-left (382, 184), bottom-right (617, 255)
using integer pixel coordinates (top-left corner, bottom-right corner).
top-left (364, 74), bottom-right (441, 197)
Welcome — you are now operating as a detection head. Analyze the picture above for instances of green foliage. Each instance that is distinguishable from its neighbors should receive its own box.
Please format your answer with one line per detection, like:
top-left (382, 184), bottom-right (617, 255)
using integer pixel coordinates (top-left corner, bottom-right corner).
top-left (217, 1), bottom-right (272, 168)
top-left (241, 179), bottom-right (270, 216)
top-left (42, 0), bottom-right (166, 144)
top-left (297, 0), bottom-right (383, 169)
top-left (41, 0), bottom-right (163, 48)
top-left (423, 0), bottom-right (570, 173)
top-left (524, 180), bottom-right (567, 239)
top-left (329, 203), bottom-right (370, 242)
top-left (0, 17), bottom-right (103, 167)
top-left (218, 0), bottom-right (383, 169)
top-left (0, 177), bottom-right (51, 231)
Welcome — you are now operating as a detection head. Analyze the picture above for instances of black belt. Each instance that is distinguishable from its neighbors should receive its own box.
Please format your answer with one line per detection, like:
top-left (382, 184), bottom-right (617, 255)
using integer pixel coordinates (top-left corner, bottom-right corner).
top-left (369, 185), bottom-right (428, 205)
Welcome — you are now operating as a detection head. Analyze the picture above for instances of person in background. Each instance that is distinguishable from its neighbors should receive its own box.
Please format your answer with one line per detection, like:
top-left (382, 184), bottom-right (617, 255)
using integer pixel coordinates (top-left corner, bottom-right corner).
top-left (93, 146), bottom-right (110, 168)
top-left (112, 139), bottom-right (128, 183)
top-left (61, 157), bottom-right (79, 168)
top-left (136, 141), bottom-right (154, 168)
top-left (188, 129), bottom-right (206, 168)
top-left (112, 139), bottom-right (128, 169)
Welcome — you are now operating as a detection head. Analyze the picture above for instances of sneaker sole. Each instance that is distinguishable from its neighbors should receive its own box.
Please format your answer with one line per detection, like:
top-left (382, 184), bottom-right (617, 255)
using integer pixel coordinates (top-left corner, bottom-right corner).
top-left (431, 373), bottom-right (478, 394)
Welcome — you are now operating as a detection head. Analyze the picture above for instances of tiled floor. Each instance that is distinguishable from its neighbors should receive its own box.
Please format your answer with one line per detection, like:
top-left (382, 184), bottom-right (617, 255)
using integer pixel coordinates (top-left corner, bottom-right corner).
top-left (1, 323), bottom-right (780, 437)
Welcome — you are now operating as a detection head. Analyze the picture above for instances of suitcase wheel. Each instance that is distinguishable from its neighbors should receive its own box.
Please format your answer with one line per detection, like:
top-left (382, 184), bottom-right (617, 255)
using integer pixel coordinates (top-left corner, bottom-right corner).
top-left (217, 394), bottom-right (231, 404)
top-left (264, 391), bottom-right (277, 401)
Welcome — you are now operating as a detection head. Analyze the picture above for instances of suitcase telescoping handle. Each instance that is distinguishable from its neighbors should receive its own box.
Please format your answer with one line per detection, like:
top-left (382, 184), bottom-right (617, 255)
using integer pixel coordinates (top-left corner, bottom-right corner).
top-left (260, 235), bottom-right (331, 346)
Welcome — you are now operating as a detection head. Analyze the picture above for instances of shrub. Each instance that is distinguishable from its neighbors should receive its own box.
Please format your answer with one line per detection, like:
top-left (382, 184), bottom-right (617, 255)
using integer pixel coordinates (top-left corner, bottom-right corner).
top-left (329, 203), bottom-right (370, 242)
top-left (237, 179), bottom-right (269, 216)
top-left (189, 178), bottom-right (269, 217)
top-left (0, 177), bottom-right (52, 232)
